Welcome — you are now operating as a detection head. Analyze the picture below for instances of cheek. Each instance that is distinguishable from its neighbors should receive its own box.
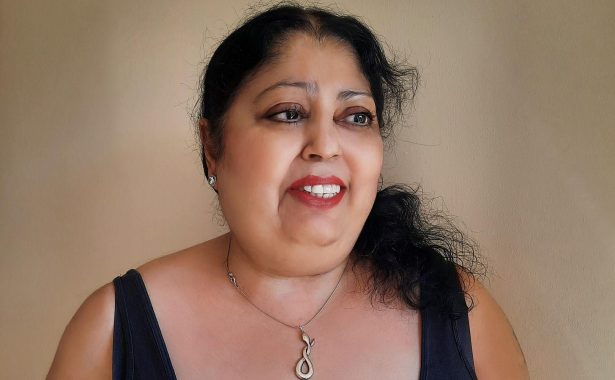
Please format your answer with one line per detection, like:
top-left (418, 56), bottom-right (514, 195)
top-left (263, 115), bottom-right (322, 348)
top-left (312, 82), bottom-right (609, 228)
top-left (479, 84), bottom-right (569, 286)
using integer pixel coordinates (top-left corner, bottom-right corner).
top-left (344, 132), bottom-right (384, 183)
top-left (341, 132), bottom-right (383, 216)
top-left (219, 129), bottom-right (299, 204)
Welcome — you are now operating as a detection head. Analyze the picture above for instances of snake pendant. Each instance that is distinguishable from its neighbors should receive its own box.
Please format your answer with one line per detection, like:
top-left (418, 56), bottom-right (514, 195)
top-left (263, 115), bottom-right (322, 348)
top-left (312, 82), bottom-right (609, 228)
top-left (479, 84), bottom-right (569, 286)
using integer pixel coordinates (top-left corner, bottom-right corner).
top-left (295, 330), bottom-right (315, 379)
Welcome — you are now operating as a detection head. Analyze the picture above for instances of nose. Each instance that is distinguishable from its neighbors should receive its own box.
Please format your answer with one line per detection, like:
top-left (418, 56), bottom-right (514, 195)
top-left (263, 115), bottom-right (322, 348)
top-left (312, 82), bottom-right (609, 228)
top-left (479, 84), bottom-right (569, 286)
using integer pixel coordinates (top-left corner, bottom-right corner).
top-left (300, 117), bottom-right (342, 161)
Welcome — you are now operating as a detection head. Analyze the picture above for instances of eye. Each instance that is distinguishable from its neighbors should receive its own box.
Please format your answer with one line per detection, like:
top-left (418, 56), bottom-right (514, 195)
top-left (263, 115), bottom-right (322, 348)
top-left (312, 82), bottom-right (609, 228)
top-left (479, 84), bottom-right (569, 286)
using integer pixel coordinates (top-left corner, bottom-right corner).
top-left (343, 112), bottom-right (374, 127)
top-left (268, 105), bottom-right (305, 123)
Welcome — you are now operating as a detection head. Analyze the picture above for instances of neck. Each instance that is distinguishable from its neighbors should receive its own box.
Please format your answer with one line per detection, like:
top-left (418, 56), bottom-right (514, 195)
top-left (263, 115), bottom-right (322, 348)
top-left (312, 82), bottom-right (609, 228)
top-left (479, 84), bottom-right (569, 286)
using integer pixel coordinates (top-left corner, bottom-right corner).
top-left (224, 233), bottom-right (351, 328)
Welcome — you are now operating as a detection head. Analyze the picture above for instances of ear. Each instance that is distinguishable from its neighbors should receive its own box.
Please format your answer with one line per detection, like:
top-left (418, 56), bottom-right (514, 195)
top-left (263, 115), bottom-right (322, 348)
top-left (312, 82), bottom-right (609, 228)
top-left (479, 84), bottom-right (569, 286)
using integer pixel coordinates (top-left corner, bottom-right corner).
top-left (198, 118), bottom-right (217, 175)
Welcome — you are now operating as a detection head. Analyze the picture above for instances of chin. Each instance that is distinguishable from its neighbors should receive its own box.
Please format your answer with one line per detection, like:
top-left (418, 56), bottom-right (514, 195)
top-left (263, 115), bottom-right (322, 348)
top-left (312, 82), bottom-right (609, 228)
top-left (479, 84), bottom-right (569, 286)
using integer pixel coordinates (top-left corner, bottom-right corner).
top-left (284, 221), bottom-right (342, 248)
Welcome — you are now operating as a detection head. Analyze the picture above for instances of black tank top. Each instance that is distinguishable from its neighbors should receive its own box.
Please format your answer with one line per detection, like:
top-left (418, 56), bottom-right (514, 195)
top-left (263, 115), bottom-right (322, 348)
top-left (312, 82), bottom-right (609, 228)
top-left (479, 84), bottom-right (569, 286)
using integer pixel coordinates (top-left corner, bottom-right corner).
top-left (112, 263), bottom-right (477, 379)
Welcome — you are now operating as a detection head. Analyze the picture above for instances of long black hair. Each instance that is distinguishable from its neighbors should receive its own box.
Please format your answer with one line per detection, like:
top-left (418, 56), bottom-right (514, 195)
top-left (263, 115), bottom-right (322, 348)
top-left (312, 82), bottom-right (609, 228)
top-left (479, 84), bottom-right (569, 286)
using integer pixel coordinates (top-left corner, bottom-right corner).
top-left (197, 2), bottom-right (483, 312)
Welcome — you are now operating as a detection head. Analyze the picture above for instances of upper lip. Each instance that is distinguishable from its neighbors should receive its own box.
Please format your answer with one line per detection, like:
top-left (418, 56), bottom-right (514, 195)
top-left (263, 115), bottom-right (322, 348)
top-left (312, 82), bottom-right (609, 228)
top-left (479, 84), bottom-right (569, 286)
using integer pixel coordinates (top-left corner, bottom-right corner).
top-left (289, 175), bottom-right (346, 190)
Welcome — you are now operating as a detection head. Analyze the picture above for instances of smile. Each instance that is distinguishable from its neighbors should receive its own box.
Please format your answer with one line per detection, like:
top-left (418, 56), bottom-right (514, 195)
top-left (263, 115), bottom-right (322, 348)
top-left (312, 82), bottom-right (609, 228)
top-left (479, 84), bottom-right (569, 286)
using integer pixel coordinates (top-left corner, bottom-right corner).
top-left (289, 175), bottom-right (347, 209)
top-left (302, 184), bottom-right (342, 198)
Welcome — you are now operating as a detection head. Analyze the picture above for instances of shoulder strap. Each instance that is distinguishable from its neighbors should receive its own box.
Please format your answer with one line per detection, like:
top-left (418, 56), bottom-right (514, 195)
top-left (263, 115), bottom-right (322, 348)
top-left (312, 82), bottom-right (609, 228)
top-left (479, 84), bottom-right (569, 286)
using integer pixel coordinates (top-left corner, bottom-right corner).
top-left (419, 261), bottom-right (477, 380)
top-left (113, 269), bottom-right (177, 380)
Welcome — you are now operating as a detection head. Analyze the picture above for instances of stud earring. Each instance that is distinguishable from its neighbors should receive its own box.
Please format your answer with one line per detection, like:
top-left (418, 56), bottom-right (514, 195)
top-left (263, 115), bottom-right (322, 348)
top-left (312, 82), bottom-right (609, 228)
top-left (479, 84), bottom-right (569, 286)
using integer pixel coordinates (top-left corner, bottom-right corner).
top-left (207, 175), bottom-right (217, 187)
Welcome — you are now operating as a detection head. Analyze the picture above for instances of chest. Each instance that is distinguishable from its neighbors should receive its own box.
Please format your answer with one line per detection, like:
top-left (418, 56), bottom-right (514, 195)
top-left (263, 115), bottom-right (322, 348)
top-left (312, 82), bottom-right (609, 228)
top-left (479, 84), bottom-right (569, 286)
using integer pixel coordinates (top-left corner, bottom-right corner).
top-left (158, 295), bottom-right (422, 379)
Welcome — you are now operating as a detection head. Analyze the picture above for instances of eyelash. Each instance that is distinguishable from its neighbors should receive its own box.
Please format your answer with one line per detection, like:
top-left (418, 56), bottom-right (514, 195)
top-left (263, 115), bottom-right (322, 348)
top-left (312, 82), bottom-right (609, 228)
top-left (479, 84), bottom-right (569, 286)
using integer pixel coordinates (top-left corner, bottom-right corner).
top-left (268, 105), bottom-right (376, 127)
top-left (345, 112), bottom-right (375, 127)
top-left (269, 105), bottom-right (306, 123)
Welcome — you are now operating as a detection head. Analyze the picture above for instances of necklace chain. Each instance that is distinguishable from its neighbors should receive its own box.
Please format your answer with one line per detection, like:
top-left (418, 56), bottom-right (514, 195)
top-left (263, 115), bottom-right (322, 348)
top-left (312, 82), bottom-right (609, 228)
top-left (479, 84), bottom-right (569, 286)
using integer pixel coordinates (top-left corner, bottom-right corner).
top-left (224, 237), bottom-right (347, 331)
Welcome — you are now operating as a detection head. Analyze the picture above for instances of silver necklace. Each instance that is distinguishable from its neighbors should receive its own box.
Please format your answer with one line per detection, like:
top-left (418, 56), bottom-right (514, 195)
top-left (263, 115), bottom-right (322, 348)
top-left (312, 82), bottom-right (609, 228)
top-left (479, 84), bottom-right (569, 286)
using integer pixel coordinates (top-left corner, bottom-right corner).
top-left (225, 237), bottom-right (347, 379)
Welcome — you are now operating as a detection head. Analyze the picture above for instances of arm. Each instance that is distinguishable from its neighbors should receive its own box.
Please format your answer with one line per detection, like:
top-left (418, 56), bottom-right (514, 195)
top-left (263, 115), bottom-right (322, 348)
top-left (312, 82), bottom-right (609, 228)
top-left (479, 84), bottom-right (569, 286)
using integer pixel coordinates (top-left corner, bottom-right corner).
top-left (467, 277), bottom-right (530, 379)
top-left (47, 283), bottom-right (115, 379)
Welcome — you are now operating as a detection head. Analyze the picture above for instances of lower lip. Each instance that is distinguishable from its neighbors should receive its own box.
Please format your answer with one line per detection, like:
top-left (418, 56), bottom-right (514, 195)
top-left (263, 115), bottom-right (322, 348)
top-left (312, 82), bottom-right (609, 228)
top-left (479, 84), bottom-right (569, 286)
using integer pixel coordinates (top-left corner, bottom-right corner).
top-left (288, 188), bottom-right (346, 209)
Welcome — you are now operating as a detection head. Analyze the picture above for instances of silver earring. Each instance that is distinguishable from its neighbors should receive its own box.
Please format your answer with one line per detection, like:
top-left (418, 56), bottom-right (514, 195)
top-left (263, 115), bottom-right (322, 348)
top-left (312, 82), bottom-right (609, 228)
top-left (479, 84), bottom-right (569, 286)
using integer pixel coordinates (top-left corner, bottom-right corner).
top-left (207, 175), bottom-right (217, 187)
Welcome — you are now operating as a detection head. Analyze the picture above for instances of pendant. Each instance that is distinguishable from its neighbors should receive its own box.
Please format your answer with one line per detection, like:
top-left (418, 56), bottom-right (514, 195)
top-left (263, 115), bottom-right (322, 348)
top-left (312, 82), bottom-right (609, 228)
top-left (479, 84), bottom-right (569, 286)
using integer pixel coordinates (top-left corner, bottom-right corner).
top-left (295, 330), bottom-right (315, 379)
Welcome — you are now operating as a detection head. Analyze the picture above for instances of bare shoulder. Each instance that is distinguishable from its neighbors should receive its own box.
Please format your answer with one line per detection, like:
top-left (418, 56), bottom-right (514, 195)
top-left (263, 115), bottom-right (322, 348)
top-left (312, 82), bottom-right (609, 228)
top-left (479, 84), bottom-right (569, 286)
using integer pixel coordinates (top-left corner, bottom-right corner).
top-left (47, 234), bottom-right (227, 379)
top-left (135, 234), bottom-right (228, 290)
top-left (460, 271), bottom-right (530, 379)
top-left (47, 282), bottom-right (115, 379)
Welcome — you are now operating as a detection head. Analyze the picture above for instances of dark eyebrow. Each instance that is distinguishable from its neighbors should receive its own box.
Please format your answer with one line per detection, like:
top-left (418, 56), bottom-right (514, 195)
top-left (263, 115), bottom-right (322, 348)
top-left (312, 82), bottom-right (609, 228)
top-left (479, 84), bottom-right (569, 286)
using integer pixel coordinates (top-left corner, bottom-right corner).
top-left (255, 80), bottom-right (373, 103)
top-left (255, 81), bottom-right (318, 102)
top-left (337, 89), bottom-right (373, 101)
top-left (254, 80), bottom-right (373, 102)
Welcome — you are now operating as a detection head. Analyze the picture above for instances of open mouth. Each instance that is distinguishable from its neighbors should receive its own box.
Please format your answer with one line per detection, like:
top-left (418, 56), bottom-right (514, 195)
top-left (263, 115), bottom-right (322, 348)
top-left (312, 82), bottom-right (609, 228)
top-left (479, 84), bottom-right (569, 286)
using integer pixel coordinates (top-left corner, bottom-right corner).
top-left (288, 175), bottom-right (347, 208)
top-left (300, 184), bottom-right (342, 198)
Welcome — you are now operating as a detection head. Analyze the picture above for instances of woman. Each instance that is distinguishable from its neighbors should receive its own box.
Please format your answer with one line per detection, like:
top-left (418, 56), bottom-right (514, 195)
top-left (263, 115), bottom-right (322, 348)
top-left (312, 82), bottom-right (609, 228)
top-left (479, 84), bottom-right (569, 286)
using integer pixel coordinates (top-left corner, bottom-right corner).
top-left (48, 4), bottom-right (528, 379)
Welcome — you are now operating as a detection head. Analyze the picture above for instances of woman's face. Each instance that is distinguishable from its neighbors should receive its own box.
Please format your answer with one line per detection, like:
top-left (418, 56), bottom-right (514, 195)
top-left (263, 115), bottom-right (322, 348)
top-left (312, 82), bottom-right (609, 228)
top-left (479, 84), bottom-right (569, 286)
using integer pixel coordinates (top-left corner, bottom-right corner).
top-left (208, 33), bottom-right (383, 276)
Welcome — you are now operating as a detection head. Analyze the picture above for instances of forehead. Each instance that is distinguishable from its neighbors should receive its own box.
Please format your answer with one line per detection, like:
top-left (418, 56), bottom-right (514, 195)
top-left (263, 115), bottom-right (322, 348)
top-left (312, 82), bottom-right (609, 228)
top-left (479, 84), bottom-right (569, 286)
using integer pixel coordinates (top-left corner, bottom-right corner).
top-left (241, 33), bottom-right (371, 95)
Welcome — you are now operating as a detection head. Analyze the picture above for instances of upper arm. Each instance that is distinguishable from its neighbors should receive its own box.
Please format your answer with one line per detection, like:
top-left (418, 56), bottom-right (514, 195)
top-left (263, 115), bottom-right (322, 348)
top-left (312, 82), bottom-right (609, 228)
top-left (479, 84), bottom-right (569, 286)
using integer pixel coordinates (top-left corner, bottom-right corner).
top-left (47, 282), bottom-right (115, 380)
top-left (466, 277), bottom-right (530, 379)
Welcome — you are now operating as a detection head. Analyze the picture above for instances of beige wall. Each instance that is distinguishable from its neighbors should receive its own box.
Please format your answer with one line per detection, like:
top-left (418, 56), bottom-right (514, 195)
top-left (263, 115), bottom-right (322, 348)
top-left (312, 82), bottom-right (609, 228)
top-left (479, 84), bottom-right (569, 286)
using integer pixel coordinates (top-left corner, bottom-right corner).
top-left (1, 0), bottom-right (613, 378)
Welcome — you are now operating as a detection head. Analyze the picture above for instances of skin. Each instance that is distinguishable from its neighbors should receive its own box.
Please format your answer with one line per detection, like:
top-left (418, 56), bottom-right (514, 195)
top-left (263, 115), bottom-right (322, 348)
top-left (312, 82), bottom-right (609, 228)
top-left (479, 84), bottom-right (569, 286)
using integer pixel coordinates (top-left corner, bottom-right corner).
top-left (201, 33), bottom-right (384, 324)
top-left (47, 34), bottom-right (529, 379)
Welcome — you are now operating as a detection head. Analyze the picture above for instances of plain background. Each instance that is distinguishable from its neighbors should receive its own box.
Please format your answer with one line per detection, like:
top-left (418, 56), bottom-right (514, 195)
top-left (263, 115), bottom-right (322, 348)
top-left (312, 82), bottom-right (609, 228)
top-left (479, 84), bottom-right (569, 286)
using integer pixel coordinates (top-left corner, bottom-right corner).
top-left (1, 0), bottom-right (614, 378)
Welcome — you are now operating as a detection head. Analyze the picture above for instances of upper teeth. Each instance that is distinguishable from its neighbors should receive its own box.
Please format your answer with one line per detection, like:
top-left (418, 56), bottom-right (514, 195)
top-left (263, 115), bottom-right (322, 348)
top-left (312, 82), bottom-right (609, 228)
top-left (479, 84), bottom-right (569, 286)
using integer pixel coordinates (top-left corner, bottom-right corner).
top-left (303, 184), bottom-right (341, 198)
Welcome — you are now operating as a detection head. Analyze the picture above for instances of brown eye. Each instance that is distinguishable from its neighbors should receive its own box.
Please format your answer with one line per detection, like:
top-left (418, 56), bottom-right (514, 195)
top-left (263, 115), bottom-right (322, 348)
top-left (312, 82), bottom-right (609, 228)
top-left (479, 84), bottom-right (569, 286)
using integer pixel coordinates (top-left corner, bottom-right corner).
top-left (343, 112), bottom-right (373, 127)
top-left (269, 105), bottom-right (305, 123)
